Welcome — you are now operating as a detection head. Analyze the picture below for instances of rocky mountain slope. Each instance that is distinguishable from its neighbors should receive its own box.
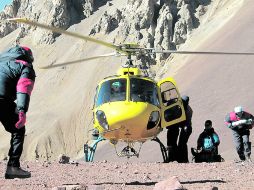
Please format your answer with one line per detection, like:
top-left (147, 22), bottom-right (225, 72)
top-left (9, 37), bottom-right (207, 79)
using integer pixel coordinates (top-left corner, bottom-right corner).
top-left (0, 0), bottom-right (247, 164)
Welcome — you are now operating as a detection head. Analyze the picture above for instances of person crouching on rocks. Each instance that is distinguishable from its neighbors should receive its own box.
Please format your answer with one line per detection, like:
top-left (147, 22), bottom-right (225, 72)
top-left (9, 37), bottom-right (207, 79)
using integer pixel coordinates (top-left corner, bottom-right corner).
top-left (191, 120), bottom-right (222, 163)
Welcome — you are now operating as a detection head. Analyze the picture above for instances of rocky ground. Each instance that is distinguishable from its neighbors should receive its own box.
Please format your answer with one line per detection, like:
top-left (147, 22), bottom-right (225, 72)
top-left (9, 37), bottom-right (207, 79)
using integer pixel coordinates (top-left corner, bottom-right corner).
top-left (0, 159), bottom-right (254, 190)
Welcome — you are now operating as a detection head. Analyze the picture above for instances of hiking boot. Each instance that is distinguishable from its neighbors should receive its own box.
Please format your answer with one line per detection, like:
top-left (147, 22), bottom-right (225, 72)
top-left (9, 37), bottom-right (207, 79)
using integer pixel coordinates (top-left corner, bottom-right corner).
top-left (239, 154), bottom-right (246, 161)
top-left (191, 148), bottom-right (197, 156)
top-left (245, 156), bottom-right (252, 163)
top-left (5, 166), bottom-right (31, 179)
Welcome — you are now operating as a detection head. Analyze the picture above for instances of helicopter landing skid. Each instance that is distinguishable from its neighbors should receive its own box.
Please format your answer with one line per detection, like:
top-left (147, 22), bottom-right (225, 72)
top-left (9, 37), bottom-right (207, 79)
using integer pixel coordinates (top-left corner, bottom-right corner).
top-left (84, 136), bottom-right (105, 162)
top-left (151, 137), bottom-right (169, 163)
top-left (115, 143), bottom-right (142, 158)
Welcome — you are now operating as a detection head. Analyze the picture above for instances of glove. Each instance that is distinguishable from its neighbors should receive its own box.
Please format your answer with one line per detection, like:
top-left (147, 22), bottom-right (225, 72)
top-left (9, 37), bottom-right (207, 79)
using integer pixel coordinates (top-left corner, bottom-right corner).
top-left (246, 119), bottom-right (253, 125)
top-left (15, 111), bottom-right (26, 129)
top-left (232, 119), bottom-right (247, 127)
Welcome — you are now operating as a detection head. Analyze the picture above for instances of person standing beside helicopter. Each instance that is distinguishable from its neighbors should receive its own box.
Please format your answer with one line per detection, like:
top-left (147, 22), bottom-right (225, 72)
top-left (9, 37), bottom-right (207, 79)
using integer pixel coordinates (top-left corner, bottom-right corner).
top-left (0, 45), bottom-right (35, 179)
top-left (167, 95), bottom-right (193, 163)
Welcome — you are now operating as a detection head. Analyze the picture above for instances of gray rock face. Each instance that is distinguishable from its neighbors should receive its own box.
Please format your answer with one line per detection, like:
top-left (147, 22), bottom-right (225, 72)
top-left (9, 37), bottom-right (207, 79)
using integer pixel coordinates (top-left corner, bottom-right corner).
top-left (87, 0), bottom-right (211, 76)
top-left (0, 2), bottom-right (18, 38)
top-left (90, 9), bottom-right (122, 35)
top-left (90, 0), bottom-right (211, 52)
top-left (0, 0), bottom-right (108, 44)
top-left (154, 4), bottom-right (175, 60)
top-left (0, 0), bottom-right (210, 47)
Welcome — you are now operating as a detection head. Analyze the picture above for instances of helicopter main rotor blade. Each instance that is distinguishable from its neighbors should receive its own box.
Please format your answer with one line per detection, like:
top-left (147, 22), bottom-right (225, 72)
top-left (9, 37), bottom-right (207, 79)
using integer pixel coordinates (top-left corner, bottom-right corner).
top-left (39, 52), bottom-right (119, 69)
top-left (151, 49), bottom-right (254, 55)
top-left (4, 19), bottom-right (254, 56)
top-left (7, 18), bottom-right (118, 50)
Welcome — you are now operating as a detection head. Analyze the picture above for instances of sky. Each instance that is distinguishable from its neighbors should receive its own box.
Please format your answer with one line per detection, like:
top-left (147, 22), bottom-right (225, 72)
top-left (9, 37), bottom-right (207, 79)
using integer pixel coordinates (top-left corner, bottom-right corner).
top-left (0, 0), bottom-right (12, 11)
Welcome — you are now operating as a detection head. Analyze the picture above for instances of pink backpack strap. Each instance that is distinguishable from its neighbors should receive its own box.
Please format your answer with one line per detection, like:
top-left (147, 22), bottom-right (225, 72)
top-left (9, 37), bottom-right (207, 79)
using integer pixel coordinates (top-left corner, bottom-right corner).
top-left (15, 60), bottom-right (29, 67)
top-left (229, 112), bottom-right (238, 121)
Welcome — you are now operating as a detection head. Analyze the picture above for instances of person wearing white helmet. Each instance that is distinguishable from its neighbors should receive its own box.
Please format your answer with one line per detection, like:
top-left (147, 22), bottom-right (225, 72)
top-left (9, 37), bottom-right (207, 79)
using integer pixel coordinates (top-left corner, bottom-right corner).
top-left (225, 106), bottom-right (254, 162)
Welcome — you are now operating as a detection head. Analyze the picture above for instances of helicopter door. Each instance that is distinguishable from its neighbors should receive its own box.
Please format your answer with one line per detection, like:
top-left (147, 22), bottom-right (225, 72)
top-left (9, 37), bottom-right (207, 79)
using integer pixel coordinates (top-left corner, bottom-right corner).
top-left (158, 78), bottom-right (186, 128)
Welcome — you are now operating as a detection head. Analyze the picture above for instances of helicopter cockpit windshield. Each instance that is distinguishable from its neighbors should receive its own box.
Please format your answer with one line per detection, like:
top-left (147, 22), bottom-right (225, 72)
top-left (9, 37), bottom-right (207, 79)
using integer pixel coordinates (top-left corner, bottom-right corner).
top-left (95, 79), bottom-right (127, 106)
top-left (130, 78), bottom-right (159, 107)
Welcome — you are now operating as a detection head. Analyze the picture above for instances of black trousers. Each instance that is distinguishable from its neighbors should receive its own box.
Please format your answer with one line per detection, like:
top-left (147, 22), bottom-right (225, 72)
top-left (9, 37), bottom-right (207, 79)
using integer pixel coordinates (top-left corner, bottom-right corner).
top-left (193, 149), bottom-right (221, 163)
top-left (167, 125), bottom-right (192, 163)
top-left (0, 100), bottom-right (25, 167)
top-left (232, 129), bottom-right (251, 160)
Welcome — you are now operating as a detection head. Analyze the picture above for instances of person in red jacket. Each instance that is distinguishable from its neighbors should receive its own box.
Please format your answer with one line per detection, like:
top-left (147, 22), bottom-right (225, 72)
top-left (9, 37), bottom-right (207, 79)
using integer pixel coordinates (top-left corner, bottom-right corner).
top-left (225, 106), bottom-right (254, 162)
top-left (0, 45), bottom-right (35, 179)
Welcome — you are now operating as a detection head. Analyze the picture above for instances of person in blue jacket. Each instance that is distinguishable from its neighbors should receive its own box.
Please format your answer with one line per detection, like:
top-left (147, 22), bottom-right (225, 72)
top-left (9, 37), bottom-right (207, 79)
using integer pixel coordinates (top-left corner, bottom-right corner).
top-left (0, 45), bottom-right (35, 179)
top-left (191, 120), bottom-right (222, 163)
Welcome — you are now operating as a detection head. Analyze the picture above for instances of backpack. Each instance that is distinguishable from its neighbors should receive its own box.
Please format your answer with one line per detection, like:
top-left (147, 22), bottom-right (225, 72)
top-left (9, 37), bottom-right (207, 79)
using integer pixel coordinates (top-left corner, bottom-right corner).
top-left (0, 46), bottom-right (33, 68)
top-left (203, 136), bottom-right (214, 151)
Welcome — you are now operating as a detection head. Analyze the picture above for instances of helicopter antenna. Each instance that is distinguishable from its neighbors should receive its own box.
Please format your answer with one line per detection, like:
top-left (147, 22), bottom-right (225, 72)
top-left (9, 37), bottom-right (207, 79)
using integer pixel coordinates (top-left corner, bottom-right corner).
top-left (122, 53), bottom-right (133, 68)
top-left (127, 54), bottom-right (133, 67)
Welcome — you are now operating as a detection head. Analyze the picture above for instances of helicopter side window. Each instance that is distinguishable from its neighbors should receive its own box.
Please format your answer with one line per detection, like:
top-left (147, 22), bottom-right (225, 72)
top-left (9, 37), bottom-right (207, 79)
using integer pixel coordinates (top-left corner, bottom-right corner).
top-left (95, 79), bottom-right (126, 107)
top-left (160, 82), bottom-right (179, 106)
top-left (130, 78), bottom-right (159, 107)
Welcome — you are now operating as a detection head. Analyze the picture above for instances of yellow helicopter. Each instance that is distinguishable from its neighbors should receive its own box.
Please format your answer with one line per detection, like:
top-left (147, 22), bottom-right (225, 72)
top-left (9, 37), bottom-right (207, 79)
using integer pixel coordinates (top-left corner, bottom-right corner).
top-left (90, 58), bottom-right (186, 162)
top-left (4, 18), bottom-right (254, 162)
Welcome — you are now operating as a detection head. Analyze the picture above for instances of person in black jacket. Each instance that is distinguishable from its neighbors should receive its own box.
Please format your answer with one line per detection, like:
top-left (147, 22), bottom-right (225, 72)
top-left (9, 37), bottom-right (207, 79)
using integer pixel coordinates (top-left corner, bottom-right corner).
top-left (0, 45), bottom-right (36, 179)
top-left (191, 120), bottom-right (222, 163)
top-left (167, 95), bottom-right (193, 163)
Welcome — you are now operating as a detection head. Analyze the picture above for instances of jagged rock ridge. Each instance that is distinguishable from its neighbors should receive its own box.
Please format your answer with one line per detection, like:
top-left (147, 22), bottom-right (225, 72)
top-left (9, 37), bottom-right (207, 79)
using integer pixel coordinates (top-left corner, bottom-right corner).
top-left (0, 0), bottom-right (108, 43)
top-left (1, 0), bottom-right (210, 49)
top-left (89, 0), bottom-right (211, 75)
top-left (90, 0), bottom-right (210, 50)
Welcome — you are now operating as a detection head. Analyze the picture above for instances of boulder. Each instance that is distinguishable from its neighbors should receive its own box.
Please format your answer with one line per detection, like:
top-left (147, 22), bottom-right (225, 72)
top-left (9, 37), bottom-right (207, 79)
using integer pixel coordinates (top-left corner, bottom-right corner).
top-left (153, 176), bottom-right (184, 190)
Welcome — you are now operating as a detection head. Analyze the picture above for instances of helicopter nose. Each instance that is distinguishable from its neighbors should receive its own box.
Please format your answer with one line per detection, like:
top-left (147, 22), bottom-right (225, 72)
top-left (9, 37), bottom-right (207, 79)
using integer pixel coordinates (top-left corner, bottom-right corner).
top-left (100, 102), bottom-right (161, 140)
top-left (106, 102), bottom-right (149, 125)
